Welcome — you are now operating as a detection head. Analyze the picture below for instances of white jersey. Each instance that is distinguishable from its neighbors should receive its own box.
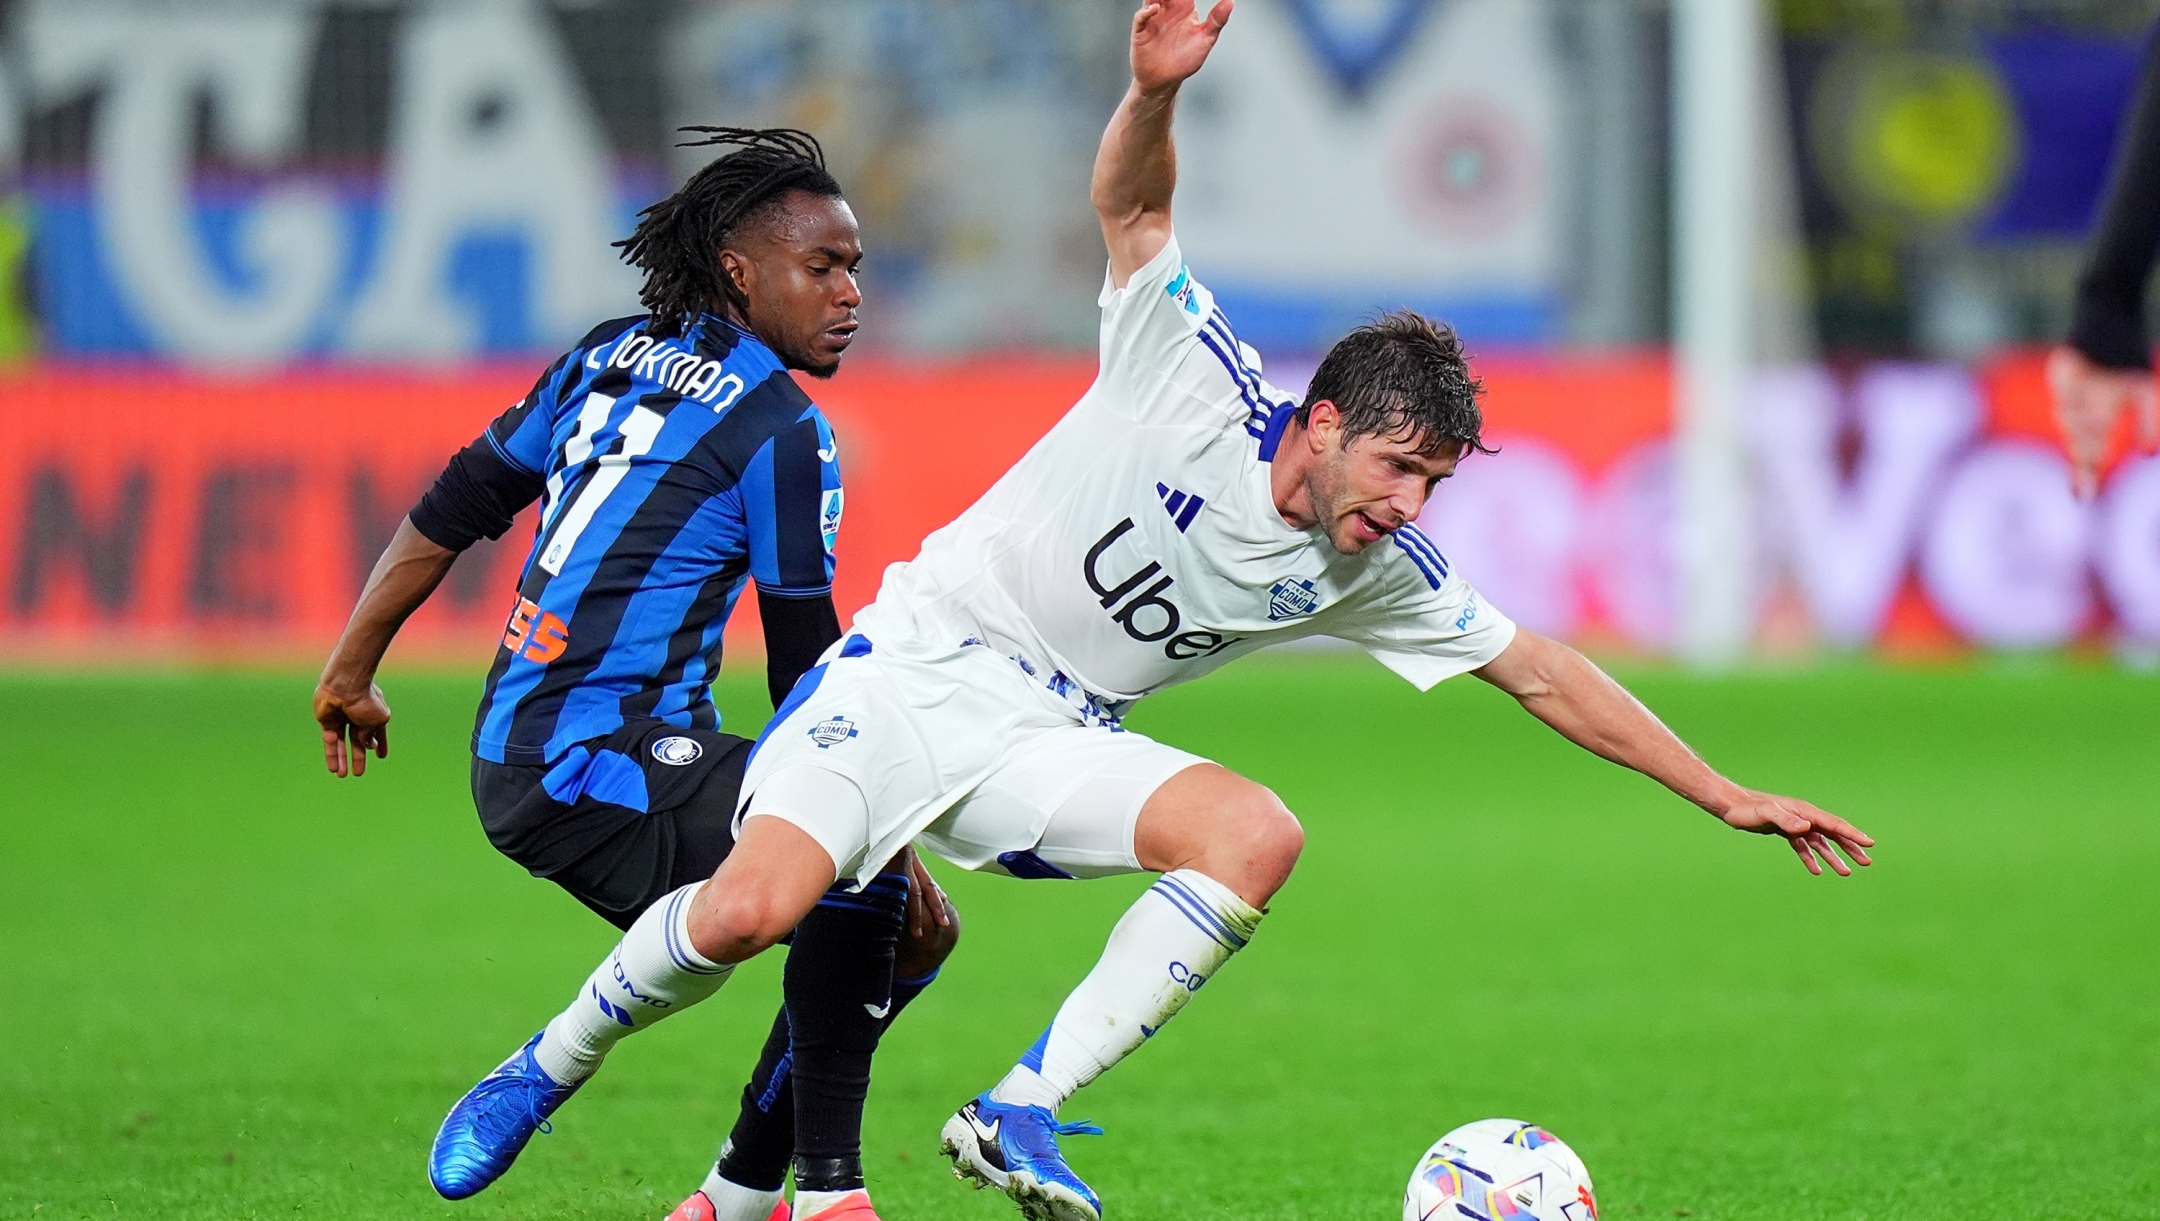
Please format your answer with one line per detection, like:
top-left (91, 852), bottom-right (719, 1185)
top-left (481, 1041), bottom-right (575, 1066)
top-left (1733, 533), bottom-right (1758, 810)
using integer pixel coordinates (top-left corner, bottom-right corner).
top-left (850, 233), bottom-right (1516, 711)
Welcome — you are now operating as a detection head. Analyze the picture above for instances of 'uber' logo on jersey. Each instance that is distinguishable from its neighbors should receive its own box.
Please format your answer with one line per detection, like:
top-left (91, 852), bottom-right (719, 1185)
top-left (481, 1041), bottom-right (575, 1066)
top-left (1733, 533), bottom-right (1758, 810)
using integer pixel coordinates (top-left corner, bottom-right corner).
top-left (1267, 578), bottom-right (1320, 621)
top-left (1084, 518), bottom-right (1242, 661)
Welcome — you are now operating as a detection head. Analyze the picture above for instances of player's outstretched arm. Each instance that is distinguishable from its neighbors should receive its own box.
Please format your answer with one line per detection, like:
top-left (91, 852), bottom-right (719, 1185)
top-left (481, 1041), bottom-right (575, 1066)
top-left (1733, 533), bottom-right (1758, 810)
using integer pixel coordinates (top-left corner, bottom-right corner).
top-left (313, 518), bottom-right (457, 778)
top-left (1092, 0), bottom-right (1232, 287)
top-left (1472, 630), bottom-right (1875, 877)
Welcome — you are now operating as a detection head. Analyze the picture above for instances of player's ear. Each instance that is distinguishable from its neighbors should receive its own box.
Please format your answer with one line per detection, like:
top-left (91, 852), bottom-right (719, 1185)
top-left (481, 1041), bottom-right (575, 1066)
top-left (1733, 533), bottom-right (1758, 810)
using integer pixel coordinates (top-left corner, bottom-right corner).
top-left (717, 246), bottom-right (752, 297)
top-left (1307, 400), bottom-right (1341, 448)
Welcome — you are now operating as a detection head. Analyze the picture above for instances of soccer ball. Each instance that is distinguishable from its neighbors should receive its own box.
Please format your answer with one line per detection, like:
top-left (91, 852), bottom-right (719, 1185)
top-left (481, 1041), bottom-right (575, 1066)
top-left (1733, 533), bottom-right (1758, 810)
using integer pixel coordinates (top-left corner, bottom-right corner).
top-left (1402, 1118), bottom-right (1596, 1221)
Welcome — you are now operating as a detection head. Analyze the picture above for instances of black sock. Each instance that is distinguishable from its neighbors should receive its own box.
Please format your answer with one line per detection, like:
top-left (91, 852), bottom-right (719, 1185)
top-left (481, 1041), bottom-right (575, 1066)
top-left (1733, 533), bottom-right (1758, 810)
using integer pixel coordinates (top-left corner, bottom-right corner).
top-left (786, 869), bottom-right (909, 1193)
top-left (715, 872), bottom-right (949, 1195)
top-left (714, 1007), bottom-right (795, 1192)
top-left (885, 964), bottom-right (939, 1027)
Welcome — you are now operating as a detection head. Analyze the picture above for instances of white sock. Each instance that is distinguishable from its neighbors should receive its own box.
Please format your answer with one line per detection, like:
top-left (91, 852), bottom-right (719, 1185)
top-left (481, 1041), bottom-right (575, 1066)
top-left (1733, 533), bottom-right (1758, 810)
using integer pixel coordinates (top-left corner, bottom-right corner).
top-left (990, 869), bottom-right (1262, 1112)
top-left (533, 882), bottom-right (734, 1084)
top-left (793, 1188), bottom-right (867, 1219)
top-left (696, 1155), bottom-right (786, 1221)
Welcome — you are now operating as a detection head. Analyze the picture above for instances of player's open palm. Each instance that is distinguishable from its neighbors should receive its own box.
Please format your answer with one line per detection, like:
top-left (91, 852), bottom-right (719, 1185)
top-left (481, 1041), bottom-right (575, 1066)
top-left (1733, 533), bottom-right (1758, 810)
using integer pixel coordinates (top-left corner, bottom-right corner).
top-left (1717, 790), bottom-right (1874, 877)
top-left (1131, 0), bottom-right (1232, 94)
top-left (315, 678), bottom-right (392, 778)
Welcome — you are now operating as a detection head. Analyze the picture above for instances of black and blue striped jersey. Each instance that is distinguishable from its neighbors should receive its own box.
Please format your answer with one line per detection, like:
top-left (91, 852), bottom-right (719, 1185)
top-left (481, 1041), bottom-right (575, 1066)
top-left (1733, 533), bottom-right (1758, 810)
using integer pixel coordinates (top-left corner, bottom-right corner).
top-left (419, 313), bottom-right (842, 766)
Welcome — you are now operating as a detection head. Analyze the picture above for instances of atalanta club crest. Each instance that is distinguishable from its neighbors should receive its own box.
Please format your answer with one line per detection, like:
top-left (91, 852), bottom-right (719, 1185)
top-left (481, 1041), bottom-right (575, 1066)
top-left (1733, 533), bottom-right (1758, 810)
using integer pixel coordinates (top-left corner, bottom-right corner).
top-left (809, 716), bottom-right (859, 749)
top-left (650, 736), bottom-right (703, 766)
top-left (1267, 577), bottom-right (1320, 621)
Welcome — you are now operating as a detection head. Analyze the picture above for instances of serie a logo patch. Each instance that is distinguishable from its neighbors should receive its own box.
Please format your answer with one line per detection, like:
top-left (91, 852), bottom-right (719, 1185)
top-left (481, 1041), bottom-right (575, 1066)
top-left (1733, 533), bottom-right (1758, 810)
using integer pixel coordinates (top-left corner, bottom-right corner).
top-left (821, 488), bottom-right (844, 553)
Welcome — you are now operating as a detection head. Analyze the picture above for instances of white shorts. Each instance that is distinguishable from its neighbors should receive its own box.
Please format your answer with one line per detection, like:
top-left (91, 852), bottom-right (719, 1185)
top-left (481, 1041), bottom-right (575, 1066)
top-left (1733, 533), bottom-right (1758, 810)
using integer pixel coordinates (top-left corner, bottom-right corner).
top-left (735, 636), bottom-right (1207, 888)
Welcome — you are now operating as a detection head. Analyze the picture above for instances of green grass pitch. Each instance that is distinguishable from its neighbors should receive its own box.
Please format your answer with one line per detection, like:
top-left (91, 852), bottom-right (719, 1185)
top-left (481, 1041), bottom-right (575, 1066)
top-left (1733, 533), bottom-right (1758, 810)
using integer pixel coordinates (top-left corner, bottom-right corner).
top-left (4, 655), bottom-right (2157, 1220)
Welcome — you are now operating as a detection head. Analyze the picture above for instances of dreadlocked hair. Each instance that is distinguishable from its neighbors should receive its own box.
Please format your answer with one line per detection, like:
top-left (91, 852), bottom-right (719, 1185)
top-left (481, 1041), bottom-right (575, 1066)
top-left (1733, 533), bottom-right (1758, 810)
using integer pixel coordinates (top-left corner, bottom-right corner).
top-left (614, 126), bottom-right (842, 340)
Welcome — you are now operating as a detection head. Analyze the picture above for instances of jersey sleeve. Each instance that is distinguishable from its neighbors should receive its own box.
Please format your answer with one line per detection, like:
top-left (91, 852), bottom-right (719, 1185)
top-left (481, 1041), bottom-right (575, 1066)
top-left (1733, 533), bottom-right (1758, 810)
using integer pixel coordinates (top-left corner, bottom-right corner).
top-left (406, 342), bottom-right (595, 550)
top-left (1333, 525), bottom-right (1519, 690)
top-left (1096, 231), bottom-right (1270, 429)
top-left (744, 407), bottom-right (842, 596)
top-left (407, 434), bottom-right (545, 551)
top-left (484, 316), bottom-right (642, 473)
top-left (483, 351), bottom-right (576, 475)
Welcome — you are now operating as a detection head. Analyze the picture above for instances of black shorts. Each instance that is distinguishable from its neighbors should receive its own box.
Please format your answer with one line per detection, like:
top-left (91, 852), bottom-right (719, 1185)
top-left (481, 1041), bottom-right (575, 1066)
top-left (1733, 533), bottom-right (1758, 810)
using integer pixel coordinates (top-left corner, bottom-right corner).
top-left (473, 720), bottom-right (757, 931)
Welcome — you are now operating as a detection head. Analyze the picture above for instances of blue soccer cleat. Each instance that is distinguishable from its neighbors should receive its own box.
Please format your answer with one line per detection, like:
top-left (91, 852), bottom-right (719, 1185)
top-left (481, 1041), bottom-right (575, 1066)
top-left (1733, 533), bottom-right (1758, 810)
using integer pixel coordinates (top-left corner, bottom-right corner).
top-left (939, 1093), bottom-right (1105, 1221)
top-left (428, 1031), bottom-right (582, 1199)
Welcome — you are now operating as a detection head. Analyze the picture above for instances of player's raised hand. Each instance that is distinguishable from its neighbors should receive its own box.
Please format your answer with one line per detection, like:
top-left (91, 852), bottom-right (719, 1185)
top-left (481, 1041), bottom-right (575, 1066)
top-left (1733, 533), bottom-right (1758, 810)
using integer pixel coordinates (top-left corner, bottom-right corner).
top-left (1715, 790), bottom-right (1874, 877)
top-left (2049, 345), bottom-right (2160, 498)
top-left (315, 677), bottom-right (392, 778)
top-left (1130, 0), bottom-right (1232, 95)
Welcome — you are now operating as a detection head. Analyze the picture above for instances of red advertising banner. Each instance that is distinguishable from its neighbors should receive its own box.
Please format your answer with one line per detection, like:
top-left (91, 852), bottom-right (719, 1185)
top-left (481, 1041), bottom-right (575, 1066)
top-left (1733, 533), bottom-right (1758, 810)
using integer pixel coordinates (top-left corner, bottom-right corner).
top-left (0, 360), bottom-right (1106, 663)
top-left (0, 351), bottom-right (2150, 666)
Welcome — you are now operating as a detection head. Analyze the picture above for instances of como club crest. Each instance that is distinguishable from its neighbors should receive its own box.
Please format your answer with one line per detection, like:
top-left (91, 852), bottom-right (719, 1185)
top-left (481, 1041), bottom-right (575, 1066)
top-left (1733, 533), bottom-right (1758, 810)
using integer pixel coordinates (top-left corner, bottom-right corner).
top-left (809, 716), bottom-right (859, 749)
top-left (1267, 577), bottom-right (1320, 622)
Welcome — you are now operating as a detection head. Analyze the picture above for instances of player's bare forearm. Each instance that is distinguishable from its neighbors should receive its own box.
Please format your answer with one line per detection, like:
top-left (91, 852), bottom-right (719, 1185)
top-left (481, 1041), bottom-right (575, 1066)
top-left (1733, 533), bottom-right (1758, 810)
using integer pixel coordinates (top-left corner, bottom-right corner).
top-left (1472, 631), bottom-right (1875, 875)
top-left (1093, 1), bottom-right (1231, 285)
top-left (1092, 81), bottom-right (1180, 285)
top-left (323, 518), bottom-right (457, 686)
top-left (1474, 631), bottom-right (1737, 813)
top-left (314, 518), bottom-right (457, 776)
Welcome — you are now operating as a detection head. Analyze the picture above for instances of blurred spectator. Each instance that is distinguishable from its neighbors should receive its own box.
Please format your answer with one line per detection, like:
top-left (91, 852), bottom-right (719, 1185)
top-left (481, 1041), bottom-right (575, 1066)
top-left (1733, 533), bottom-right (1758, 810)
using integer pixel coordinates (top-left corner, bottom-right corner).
top-left (2054, 24), bottom-right (2160, 496)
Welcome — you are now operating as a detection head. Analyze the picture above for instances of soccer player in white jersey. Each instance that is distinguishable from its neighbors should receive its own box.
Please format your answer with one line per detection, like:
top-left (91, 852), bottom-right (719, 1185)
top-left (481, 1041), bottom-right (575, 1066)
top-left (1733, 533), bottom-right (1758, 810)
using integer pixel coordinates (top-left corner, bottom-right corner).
top-left (524, 4), bottom-right (1875, 1221)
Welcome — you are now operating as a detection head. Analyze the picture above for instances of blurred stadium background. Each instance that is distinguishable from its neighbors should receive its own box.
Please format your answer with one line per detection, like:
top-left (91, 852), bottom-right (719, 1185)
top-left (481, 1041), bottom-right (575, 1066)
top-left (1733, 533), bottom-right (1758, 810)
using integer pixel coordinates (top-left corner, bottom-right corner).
top-left (4, 0), bottom-right (2159, 665)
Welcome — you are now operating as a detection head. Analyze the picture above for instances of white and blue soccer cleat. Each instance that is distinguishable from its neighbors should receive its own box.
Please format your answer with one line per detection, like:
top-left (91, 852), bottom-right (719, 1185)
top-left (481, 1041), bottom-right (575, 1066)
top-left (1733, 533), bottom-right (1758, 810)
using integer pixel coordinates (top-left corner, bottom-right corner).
top-left (939, 1094), bottom-right (1106, 1221)
top-left (428, 1031), bottom-right (582, 1199)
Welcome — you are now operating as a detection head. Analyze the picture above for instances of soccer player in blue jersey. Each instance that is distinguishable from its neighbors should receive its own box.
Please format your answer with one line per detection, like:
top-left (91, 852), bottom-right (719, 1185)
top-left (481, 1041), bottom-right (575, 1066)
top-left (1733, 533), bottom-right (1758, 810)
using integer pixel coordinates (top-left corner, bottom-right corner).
top-left (313, 128), bottom-right (954, 1221)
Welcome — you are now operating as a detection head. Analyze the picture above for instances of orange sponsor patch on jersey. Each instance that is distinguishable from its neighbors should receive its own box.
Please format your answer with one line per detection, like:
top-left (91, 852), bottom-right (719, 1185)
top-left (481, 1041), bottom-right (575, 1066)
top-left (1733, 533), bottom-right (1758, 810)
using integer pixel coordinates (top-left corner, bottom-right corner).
top-left (500, 596), bottom-right (570, 663)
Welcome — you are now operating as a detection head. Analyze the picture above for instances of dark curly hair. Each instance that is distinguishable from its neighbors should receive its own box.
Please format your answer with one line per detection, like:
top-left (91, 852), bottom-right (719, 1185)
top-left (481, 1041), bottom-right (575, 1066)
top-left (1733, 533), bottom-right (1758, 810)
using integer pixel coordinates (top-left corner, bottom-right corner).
top-left (614, 126), bottom-right (843, 340)
top-left (1297, 310), bottom-right (1492, 457)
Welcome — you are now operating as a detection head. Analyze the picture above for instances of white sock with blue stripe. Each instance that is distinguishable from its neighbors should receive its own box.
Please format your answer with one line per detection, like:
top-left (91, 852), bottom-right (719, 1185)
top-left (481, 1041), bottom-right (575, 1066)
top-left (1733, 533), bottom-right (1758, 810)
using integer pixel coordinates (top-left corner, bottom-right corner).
top-left (989, 869), bottom-right (1262, 1113)
top-left (533, 882), bottom-right (735, 1085)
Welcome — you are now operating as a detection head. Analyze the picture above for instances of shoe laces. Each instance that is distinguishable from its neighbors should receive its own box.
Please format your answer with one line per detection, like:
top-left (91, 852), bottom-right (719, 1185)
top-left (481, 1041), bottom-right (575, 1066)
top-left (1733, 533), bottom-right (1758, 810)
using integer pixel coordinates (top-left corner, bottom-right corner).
top-left (464, 1069), bottom-right (560, 1139)
top-left (1049, 1117), bottom-right (1104, 1137)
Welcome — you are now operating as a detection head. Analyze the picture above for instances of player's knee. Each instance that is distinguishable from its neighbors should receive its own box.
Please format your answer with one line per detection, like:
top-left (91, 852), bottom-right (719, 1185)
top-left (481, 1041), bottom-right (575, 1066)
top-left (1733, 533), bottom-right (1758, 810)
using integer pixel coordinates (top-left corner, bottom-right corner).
top-left (1204, 783), bottom-right (1302, 906)
top-left (687, 883), bottom-right (796, 963)
top-left (896, 898), bottom-right (961, 978)
top-left (1239, 790), bottom-right (1304, 895)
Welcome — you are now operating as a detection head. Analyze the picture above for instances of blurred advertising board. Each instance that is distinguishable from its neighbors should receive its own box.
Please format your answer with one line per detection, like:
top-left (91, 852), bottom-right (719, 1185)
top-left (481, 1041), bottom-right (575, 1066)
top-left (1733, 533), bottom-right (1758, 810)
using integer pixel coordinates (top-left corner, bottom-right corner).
top-left (18, 0), bottom-right (1585, 363)
top-left (1427, 352), bottom-right (2154, 658)
top-left (2, 354), bottom-right (2154, 665)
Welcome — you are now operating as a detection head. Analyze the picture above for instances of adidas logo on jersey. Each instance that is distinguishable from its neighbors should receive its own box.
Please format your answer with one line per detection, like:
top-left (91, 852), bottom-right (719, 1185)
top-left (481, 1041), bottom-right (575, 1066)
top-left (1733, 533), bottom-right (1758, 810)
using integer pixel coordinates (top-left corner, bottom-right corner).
top-left (1156, 483), bottom-right (1205, 532)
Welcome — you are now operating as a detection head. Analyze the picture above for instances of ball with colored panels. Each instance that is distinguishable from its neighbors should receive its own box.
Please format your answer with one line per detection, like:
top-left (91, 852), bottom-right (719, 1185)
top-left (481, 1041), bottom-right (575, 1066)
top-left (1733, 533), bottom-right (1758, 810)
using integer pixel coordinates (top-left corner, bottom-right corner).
top-left (1403, 1118), bottom-right (1596, 1221)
